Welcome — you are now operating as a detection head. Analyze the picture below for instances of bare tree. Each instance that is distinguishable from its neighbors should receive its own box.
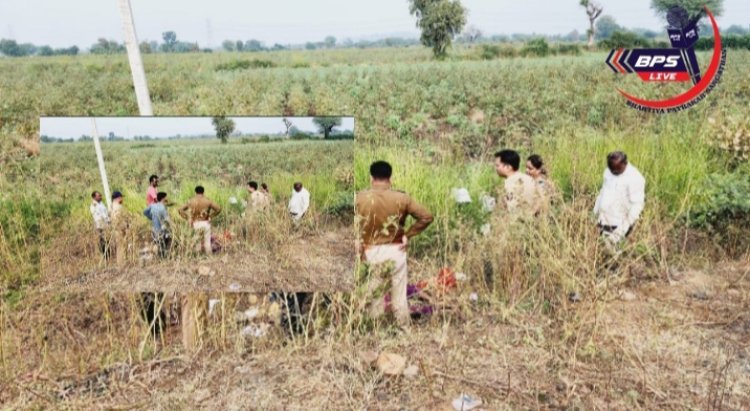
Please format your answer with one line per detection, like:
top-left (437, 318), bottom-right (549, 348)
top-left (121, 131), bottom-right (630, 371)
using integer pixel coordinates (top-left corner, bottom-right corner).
top-left (282, 118), bottom-right (293, 137)
top-left (580, 0), bottom-right (603, 48)
top-left (462, 25), bottom-right (483, 43)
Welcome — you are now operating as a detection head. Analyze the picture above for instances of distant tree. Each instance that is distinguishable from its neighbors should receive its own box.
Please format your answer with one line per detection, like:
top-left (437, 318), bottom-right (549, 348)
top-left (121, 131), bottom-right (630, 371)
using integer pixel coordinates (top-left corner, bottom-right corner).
top-left (212, 116), bottom-right (236, 144)
top-left (38, 45), bottom-right (54, 56)
top-left (282, 118), bottom-right (293, 137)
top-left (724, 24), bottom-right (748, 36)
top-left (222, 40), bottom-right (235, 51)
top-left (59, 45), bottom-right (79, 56)
top-left (245, 39), bottom-right (264, 51)
top-left (161, 31), bottom-right (177, 52)
top-left (0, 39), bottom-right (23, 56)
top-left (563, 30), bottom-right (582, 42)
top-left (271, 43), bottom-right (286, 51)
top-left (580, 0), bottom-right (603, 48)
top-left (650, 0), bottom-right (723, 22)
top-left (90, 38), bottom-right (125, 54)
top-left (235, 40), bottom-right (244, 52)
top-left (409, 0), bottom-right (467, 59)
top-left (461, 25), bottom-right (482, 43)
top-left (312, 117), bottom-right (342, 139)
top-left (305, 42), bottom-right (317, 50)
top-left (595, 15), bottom-right (622, 39)
top-left (139, 41), bottom-right (152, 53)
top-left (632, 28), bottom-right (660, 39)
top-left (324, 36), bottom-right (337, 48)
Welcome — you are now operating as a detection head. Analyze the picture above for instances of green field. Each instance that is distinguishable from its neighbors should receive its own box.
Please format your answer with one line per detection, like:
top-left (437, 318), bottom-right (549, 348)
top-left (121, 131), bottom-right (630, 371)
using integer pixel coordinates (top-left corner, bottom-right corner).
top-left (2, 47), bottom-right (750, 408)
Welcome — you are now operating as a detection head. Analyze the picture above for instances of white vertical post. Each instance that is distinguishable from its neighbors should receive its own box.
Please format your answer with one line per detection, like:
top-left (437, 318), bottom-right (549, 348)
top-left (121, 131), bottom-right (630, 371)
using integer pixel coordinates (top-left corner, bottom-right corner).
top-left (91, 119), bottom-right (112, 210)
top-left (117, 0), bottom-right (153, 116)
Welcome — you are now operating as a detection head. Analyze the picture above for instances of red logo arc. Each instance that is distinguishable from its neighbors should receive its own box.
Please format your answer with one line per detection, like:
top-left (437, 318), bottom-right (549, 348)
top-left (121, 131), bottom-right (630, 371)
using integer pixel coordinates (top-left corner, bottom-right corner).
top-left (617, 7), bottom-right (722, 109)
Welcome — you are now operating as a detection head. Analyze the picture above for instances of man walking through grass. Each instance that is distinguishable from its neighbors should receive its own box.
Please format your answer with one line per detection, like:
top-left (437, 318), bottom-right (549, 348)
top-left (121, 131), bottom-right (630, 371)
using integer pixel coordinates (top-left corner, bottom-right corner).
top-left (89, 191), bottom-right (110, 261)
top-left (287, 182), bottom-right (310, 222)
top-left (355, 160), bottom-right (433, 329)
top-left (144, 192), bottom-right (172, 258)
top-left (146, 174), bottom-right (159, 206)
top-left (247, 181), bottom-right (270, 213)
top-left (593, 151), bottom-right (645, 247)
top-left (494, 149), bottom-right (541, 217)
top-left (110, 191), bottom-right (130, 265)
top-left (178, 185), bottom-right (222, 254)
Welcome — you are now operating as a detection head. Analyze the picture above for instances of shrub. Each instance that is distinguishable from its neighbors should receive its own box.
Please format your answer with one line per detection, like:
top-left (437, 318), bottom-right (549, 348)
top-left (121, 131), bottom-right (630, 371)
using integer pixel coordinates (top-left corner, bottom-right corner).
top-left (686, 173), bottom-right (750, 250)
top-left (480, 44), bottom-right (501, 60)
top-left (521, 38), bottom-right (550, 57)
top-left (598, 31), bottom-right (650, 49)
top-left (555, 43), bottom-right (581, 56)
top-left (215, 59), bottom-right (276, 71)
top-left (707, 116), bottom-right (750, 166)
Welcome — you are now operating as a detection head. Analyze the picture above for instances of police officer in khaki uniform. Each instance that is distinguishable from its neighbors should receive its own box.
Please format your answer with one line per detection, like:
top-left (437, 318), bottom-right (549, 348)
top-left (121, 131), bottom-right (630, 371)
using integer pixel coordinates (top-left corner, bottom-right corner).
top-left (355, 160), bottom-right (433, 329)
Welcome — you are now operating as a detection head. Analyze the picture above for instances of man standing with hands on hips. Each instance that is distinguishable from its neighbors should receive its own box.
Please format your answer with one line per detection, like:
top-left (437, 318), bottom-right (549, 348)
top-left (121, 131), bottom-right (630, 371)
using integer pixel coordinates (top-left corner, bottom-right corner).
top-left (355, 160), bottom-right (433, 330)
top-left (594, 151), bottom-right (646, 249)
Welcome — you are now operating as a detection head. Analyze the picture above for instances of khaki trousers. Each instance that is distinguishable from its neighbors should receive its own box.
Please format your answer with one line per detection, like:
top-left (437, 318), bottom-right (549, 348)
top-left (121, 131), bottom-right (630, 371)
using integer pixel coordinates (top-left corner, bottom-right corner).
top-left (180, 293), bottom-right (207, 351)
top-left (364, 244), bottom-right (410, 328)
top-left (192, 221), bottom-right (211, 254)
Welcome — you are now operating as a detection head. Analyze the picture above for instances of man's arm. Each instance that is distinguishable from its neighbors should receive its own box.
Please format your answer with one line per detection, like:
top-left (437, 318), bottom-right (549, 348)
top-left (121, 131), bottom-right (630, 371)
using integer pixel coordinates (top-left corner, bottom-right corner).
top-left (143, 206), bottom-right (153, 221)
top-left (593, 169), bottom-right (607, 215)
top-left (178, 202), bottom-right (190, 220)
top-left (404, 197), bottom-right (433, 238)
top-left (302, 192), bottom-right (310, 214)
top-left (209, 200), bottom-right (222, 218)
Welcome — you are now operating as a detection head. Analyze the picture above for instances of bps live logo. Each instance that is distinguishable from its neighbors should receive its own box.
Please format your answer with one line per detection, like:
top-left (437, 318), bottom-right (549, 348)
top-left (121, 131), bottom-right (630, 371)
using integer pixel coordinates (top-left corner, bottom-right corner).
top-left (606, 6), bottom-right (726, 113)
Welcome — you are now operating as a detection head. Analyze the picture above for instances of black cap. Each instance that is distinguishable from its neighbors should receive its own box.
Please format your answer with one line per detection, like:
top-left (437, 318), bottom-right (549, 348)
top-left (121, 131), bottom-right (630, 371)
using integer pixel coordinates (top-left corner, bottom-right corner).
top-left (112, 191), bottom-right (123, 200)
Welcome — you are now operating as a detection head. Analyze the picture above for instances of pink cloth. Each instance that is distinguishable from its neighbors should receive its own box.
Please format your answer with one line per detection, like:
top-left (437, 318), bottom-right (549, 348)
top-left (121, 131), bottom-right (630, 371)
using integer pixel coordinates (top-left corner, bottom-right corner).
top-left (146, 186), bottom-right (158, 206)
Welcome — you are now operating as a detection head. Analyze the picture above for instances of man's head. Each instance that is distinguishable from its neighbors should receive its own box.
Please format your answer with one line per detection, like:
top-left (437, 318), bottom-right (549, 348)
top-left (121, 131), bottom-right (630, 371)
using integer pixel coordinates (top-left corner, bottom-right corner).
top-left (112, 191), bottom-right (123, 204)
top-left (369, 160), bottom-right (392, 183)
top-left (149, 174), bottom-right (159, 187)
top-left (293, 182), bottom-right (303, 192)
top-left (195, 186), bottom-right (205, 195)
top-left (494, 150), bottom-right (520, 178)
top-left (261, 183), bottom-right (268, 192)
top-left (248, 181), bottom-right (258, 192)
top-left (92, 191), bottom-right (102, 203)
top-left (607, 151), bottom-right (628, 176)
top-left (157, 192), bottom-right (168, 203)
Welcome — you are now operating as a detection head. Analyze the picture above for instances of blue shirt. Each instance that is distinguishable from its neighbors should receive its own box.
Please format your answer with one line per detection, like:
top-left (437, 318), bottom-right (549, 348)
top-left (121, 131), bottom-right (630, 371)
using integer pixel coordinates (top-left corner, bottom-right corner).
top-left (144, 202), bottom-right (170, 234)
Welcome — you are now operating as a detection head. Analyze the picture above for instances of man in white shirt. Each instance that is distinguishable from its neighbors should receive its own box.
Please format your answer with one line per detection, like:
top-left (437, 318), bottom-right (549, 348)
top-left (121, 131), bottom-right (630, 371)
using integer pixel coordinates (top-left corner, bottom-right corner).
top-left (593, 151), bottom-right (646, 246)
top-left (287, 182), bottom-right (310, 222)
top-left (89, 191), bottom-right (110, 260)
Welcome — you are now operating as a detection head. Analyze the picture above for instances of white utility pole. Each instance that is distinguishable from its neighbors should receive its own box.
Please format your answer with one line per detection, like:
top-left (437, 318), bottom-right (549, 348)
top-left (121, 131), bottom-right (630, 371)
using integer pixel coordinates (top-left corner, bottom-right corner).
top-left (117, 0), bottom-right (153, 115)
top-left (91, 119), bottom-right (112, 210)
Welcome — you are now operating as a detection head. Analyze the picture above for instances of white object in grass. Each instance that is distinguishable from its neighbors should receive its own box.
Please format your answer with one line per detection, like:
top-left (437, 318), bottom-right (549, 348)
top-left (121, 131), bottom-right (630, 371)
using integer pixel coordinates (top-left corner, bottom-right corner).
top-left (480, 193), bottom-right (496, 212)
top-left (229, 196), bottom-right (238, 205)
top-left (208, 299), bottom-right (221, 315)
top-left (452, 188), bottom-right (472, 204)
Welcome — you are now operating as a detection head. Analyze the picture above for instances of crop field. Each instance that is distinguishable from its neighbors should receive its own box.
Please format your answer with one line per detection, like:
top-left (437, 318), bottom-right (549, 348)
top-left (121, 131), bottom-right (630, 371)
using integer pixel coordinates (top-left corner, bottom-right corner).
top-left (1, 47), bottom-right (750, 409)
top-left (37, 138), bottom-right (354, 292)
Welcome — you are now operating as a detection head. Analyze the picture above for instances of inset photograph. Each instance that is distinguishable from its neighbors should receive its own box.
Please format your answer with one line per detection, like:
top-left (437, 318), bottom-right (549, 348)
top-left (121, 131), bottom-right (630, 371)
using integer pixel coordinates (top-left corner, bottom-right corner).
top-left (39, 116), bottom-right (354, 292)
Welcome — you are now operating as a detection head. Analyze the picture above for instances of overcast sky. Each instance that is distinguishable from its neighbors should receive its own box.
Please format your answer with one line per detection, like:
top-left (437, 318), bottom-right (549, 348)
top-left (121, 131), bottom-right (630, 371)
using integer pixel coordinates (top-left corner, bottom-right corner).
top-left (2, 0), bottom-right (748, 48)
top-left (40, 117), bottom-right (355, 139)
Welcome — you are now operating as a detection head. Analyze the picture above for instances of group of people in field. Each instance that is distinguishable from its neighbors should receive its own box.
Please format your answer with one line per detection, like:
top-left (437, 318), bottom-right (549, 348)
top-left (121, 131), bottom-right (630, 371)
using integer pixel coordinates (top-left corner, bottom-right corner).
top-left (89, 174), bottom-right (312, 264)
top-left (356, 149), bottom-right (646, 330)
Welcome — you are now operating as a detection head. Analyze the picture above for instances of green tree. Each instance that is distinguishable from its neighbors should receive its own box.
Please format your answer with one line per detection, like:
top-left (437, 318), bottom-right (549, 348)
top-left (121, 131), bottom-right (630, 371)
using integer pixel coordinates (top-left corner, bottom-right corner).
top-left (139, 41), bottom-right (152, 53)
top-left (0, 39), bottom-right (22, 56)
top-left (161, 31), bottom-right (177, 52)
top-left (408, 0), bottom-right (467, 59)
top-left (312, 117), bottom-right (342, 139)
top-left (580, 0), bottom-right (603, 48)
top-left (650, 0), bottom-right (723, 21)
top-left (38, 45), bottom-right (54, 56)
top-left (595, 15), bottom-right (622, 40)
top-left (324, 36), bottom-right (337, 48)
top-left (222, 40), bottom-right (235, 51)
top-left (244, 39), bottom-right (264, 51)
top-left (212, 116), bottom-right (236, 144)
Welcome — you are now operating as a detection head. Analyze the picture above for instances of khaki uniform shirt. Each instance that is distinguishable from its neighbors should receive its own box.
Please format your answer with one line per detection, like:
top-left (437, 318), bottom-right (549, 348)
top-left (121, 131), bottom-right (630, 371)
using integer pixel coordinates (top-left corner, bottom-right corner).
top-left (355, 181), bottom-right (433, 246)
top-left (179, 195), bottom-right (222, 222)
top-left (502, 172), bottom-right (541, 216)
top-left (249, 190), bottom-right (270, 212)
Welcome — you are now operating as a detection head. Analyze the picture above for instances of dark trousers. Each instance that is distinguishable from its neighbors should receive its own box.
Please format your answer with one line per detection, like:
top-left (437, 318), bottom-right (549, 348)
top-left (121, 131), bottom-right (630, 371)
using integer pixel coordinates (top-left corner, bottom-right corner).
top-left (152, 231), bottom-right (172, 259)
top-left (598, 223), bottom-right (634, 238)
top-left (97, 229), bottom-right (110, 260)
top-left (140, 292), bottom-right (166, 337)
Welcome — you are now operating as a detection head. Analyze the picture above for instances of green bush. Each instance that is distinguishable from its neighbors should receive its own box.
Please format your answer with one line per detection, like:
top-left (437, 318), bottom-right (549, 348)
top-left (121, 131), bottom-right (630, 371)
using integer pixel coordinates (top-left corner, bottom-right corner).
top-left (521, 38), bottom-right (550, 57)
top-left (215, 59), bottom-right (276, 71)
top-left (598, 31), bottom-right (651, 49)
top-left (480, 44), bottom-right (501, 60)
top-left (686, 173), bottom-right (750, 247)
top-left (555, 43), bottom-right (581, 56)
